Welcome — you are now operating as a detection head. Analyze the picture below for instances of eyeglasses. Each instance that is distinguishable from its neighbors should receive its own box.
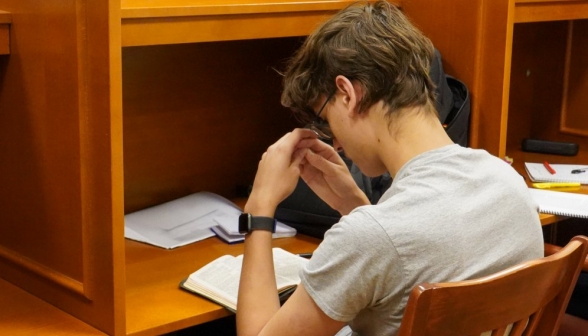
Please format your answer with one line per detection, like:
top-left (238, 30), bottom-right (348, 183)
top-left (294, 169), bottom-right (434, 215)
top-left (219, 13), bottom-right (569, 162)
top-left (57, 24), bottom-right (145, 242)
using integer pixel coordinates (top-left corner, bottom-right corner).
top-left (306, 93), bottom-right (334, 141)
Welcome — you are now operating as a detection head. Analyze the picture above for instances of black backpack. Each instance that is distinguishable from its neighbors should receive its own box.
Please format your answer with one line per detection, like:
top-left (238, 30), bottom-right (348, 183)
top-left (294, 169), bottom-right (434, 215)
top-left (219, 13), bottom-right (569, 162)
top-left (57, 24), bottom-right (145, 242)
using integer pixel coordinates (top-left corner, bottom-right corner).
top-left (274, 49), bottom-right (471, 239)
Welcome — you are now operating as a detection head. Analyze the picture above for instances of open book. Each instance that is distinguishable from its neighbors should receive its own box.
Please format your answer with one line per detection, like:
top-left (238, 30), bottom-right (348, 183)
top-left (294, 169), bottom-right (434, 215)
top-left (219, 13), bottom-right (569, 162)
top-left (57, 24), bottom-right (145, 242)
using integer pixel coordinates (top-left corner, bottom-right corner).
top-left (528, 188), bottom-right (588, 218)
top-left (525, 162), bottom-right (588, 184)
top-left (180, 248), bottom-right (309, 312)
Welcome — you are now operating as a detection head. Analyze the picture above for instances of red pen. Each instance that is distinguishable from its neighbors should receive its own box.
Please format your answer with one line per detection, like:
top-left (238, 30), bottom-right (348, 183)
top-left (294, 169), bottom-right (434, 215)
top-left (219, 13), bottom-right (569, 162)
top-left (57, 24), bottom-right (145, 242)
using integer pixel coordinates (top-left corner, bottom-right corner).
top-left (543, 161), bottom-right (556, 175)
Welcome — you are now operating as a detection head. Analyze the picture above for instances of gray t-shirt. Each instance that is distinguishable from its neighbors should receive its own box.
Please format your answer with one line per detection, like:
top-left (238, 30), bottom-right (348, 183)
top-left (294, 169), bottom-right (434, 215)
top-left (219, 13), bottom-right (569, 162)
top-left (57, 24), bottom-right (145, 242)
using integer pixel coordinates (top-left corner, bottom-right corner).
top-left (300, 144), bottom-right (544, 335)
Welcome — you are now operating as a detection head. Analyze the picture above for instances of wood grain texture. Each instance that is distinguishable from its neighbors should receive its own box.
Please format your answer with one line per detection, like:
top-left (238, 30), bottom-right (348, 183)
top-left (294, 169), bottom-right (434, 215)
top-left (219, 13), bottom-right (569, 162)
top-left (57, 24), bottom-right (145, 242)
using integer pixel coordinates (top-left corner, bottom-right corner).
top-left (120, 0), bottom-right (397, 46)
top-left (560, 20), bottom-right (588, 137)
top-left (125, 235), bottom-right (321, 335)
top-left (403, 0), bottom-right (512, 157)
top-left (0, 24), bottom-right (8, 54)
top-left (0, 0), bottom-right (125, 334)
top-left (0, 278), bottom-right (106, 336)
top-left (122, 38), bottom-right (301, 213)
top-left (515, 1), bottom-right (588, 23)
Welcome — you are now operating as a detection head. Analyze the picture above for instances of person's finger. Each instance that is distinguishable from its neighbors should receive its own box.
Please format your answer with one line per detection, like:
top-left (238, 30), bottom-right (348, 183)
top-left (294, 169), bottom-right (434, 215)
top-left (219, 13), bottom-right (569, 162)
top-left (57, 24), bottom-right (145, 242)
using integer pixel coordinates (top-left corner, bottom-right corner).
top-left (304, 149), bottom-right (340, 176)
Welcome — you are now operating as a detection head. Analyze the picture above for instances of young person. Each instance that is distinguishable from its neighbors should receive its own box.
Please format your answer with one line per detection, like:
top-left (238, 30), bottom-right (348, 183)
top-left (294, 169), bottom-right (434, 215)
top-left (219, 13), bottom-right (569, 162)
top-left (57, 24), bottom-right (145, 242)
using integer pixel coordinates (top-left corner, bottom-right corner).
top-left (235, 2), bottom-right (544, 335)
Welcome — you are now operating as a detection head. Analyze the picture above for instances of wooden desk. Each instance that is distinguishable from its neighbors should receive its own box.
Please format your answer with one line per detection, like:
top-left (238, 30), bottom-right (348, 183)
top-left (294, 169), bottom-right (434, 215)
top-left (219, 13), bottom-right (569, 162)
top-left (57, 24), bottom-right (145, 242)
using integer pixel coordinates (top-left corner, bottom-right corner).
top-left (125, 234), bottom-right (320, 335)
top-left (0, 0), bottom-right (582, 335)
top-left (0, 1), bottom-right (365, 334)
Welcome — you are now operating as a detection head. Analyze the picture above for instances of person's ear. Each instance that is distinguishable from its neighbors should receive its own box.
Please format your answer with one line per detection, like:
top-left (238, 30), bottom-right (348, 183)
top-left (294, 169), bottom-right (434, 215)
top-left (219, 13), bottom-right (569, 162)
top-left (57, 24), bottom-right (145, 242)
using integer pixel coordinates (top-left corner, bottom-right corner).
top-left (335, 75), bottom-right (363, 117)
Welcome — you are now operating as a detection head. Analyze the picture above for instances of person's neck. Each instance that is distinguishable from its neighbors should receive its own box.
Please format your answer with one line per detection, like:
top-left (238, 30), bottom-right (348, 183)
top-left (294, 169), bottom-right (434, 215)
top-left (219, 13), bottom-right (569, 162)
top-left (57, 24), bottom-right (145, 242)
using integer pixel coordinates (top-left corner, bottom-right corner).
top-left (377, 109), bottom-right (454, 178)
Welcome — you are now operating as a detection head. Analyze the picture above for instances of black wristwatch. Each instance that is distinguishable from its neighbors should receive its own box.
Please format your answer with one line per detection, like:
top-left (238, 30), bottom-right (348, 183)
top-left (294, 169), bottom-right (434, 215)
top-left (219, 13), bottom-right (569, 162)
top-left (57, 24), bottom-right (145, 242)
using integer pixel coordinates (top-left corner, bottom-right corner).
top-left (238, 213), bottom-right (276, 234)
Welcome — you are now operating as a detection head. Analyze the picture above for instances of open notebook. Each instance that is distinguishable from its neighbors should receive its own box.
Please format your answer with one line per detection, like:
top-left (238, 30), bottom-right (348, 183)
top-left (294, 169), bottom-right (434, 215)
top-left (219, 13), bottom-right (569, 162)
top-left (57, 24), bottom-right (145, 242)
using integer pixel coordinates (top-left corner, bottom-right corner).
top-left (525, 162), bottom-right (588, 184)
top-left (528, 188), bottom-right (588, 218)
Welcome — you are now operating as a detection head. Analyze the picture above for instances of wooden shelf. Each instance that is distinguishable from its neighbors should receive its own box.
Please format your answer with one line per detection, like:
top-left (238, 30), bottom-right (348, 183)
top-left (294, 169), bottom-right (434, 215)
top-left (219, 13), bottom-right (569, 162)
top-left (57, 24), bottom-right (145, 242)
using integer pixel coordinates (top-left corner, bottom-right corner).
top-left (124, 234), bottom-right (320, 336)
top-left (0, 10), bottom-right (10, 54)
top-left (515, 0), bottom-right (588, 23)
top-left (120, 0), bottom-right (393, 46)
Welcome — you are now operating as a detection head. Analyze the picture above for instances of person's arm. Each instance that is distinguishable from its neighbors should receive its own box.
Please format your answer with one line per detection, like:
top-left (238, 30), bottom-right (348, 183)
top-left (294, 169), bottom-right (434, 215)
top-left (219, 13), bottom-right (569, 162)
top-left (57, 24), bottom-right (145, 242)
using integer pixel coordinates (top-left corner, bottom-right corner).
top-left (296, 138), bottom-right (370, 215)
top-left (236, 129), bottom-right (347, 335)
top-left (236, 215), bottom-right (346, 336)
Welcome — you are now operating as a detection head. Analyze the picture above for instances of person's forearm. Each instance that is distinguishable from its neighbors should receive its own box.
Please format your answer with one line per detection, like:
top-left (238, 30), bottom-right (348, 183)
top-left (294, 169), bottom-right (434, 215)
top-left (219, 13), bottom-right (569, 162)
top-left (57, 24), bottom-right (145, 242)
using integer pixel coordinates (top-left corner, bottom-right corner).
top-left (236, 203), bottom-right (281, 336)
top-left (336, 189), bottom-right (371, 215)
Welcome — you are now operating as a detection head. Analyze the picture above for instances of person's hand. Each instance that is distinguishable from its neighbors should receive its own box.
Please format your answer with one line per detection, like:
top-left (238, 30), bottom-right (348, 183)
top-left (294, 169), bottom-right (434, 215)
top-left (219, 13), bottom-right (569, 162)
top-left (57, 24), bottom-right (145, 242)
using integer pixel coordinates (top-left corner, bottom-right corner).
top-left (244, 129), bottom-right (317, 216)
top-left (296, 138), bottom-right (370, 215)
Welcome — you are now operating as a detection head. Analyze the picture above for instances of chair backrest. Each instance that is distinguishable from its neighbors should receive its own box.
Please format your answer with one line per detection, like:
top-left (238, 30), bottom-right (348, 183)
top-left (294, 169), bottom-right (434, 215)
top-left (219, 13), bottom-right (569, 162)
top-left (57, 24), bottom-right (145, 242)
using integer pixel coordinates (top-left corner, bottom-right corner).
top-left (397, 236), bottom-right (588, 336)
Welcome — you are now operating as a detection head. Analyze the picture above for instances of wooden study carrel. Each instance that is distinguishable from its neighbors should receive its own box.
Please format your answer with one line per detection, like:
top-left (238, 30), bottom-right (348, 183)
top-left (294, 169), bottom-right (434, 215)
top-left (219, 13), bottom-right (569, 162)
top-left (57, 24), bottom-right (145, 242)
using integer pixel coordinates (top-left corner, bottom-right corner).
top-left (0, 0), bottom-right (587, 335)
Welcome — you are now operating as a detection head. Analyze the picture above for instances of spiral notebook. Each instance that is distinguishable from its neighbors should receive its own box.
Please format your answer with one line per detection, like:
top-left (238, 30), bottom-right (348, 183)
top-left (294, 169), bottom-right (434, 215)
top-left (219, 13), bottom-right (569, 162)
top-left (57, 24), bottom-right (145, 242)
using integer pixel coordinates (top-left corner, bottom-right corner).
top-left (528, 188), bottom-right (588, 218)
top-left (524, 162), bottom-right (588, 184)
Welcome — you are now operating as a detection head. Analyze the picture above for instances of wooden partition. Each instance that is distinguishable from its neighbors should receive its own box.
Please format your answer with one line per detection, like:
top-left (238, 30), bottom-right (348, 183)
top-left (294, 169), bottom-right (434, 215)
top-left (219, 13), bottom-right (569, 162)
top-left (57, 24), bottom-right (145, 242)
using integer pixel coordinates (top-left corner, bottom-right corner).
top-left (2, 0), bottom-right (586, 334)
top-left (403, 0), bottom-right (588, 168)
top-left (0, 0), bottom-right (125, 335)
top-left (122, 39), bottom-right (301, 213)
top-left (0, 1), bottom-right (366, 335)
top-left (506, 20), bottom-right (588, 167)
top-left (0, 10), bottom-right (9, 54)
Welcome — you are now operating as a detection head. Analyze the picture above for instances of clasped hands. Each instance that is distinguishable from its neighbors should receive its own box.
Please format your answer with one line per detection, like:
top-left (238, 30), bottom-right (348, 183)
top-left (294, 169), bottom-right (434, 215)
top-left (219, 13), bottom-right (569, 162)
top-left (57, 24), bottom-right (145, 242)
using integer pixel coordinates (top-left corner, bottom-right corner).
top-left (244, 128), bottom-right (370, 217)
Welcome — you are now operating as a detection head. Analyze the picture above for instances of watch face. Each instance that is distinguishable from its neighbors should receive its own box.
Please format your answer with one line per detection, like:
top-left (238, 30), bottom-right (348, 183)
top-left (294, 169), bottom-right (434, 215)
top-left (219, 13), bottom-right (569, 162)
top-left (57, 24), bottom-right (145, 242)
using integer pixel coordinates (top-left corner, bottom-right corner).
top-left (238, 213), bottom-right (250, 234)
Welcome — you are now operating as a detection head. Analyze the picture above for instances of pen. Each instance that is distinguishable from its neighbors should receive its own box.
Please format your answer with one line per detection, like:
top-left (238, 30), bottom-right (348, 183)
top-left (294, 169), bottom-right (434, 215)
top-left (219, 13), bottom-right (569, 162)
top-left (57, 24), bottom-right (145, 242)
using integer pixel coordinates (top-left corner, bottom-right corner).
top-left (543, 161), bottom-right (556, 175)
top-left (571, 167), bottom-right (588, 174)
top-left (532, 182), bottom-right (581, 189)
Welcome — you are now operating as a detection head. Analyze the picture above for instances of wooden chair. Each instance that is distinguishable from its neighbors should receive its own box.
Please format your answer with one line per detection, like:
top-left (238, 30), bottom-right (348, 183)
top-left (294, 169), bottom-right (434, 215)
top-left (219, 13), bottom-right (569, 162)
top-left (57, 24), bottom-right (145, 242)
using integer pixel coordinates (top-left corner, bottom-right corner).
top-left (397, 236), bottom-right (588, 336)
top-left (544, 242), bottom-right (588, 336)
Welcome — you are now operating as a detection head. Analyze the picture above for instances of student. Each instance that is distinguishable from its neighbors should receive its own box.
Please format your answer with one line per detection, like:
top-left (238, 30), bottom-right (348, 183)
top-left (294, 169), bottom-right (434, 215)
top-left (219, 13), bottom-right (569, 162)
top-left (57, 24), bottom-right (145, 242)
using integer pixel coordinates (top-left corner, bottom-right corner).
top-left (235, 1), bottom-right (544, 335)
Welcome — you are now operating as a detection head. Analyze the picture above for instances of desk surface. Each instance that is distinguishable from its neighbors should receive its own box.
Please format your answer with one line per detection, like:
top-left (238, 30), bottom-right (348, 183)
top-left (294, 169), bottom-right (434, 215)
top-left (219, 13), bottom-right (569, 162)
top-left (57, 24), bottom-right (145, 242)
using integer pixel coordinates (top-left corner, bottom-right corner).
top-left (0, 215), bottom-right (566, 336)
top-left (125, 234), bottom-right (320, 336)
top-left (0, 278), bottom-right (106, 336)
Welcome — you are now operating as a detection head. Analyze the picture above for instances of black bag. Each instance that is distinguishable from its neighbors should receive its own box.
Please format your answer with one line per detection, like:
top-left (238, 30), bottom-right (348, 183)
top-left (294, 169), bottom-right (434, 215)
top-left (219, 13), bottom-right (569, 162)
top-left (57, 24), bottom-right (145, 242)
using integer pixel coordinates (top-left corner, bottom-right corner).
top-left (275, 49), bottom-right (471, 238)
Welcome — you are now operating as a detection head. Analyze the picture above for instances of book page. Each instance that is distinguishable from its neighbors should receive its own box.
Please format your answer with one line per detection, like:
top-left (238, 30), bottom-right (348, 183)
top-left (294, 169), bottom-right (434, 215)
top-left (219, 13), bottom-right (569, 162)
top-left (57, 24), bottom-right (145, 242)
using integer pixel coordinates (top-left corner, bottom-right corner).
top-left (184, 248), bottom-right (309, 309)
top-left (187, 255), bottom-right (242, 305)
top-left (272, 248), bottom-right (309, 290)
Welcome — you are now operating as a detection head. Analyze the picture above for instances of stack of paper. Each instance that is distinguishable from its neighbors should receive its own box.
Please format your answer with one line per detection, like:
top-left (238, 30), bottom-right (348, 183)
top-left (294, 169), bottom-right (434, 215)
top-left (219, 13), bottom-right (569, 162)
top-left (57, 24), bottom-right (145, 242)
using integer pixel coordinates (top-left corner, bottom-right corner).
top-left (528, 188), bottom-right (588, 218)
top-left (525, 162), bottom-right (588, 184)
top-left (124, 191), bottom-right (296, 249)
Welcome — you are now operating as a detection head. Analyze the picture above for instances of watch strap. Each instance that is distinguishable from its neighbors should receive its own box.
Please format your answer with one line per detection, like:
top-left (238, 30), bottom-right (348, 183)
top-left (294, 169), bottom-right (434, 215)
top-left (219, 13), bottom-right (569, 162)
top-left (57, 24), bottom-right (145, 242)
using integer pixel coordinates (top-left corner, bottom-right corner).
top-left (239, 213), bottom-right (276, 234)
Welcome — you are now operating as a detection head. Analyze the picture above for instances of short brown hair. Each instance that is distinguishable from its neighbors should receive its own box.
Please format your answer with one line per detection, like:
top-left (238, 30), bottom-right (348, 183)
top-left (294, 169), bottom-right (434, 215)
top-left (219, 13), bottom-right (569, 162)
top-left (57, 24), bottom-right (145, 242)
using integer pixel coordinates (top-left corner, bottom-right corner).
top-left (281, 1), bottom-right (436, 124)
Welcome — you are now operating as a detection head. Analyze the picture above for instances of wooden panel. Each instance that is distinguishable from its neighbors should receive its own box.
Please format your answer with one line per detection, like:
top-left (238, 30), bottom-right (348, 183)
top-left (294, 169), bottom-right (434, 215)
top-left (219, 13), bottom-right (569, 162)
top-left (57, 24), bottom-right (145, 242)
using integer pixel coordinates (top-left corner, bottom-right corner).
top-left (507, 21), bottom-right (568, 151)
top-left (0, 0), bottom-right (85, 289)
top-left (0, 0), bottom-right (125, 334)
top-left (122, 11), bottom-right (335, 46)
top-left (402, 0), bottom-right (512, 156)
top-left (0, 278), bottom-right (106, 336)
top-left (0, 10), bottom-right (9, 54)
top-left (506, 21), bottom-right (588, 167)
top-left (125, 234), bottom-right (320, 336)
top-left (515, 1), bottom-right (588, 23)
top-left (122, 38), bottom-right (300, 213)
top-left (120, 0), bottom-right (394, 46)
top-left (121, 0), bottom-right (366, 18)
top-left (561, 20), bottom-right (588, 137)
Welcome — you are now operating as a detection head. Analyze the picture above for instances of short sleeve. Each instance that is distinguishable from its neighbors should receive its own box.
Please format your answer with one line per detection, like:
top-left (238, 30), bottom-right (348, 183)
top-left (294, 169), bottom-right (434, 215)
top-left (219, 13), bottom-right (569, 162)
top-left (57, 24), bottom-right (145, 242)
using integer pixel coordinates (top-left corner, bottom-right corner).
top-left (299, 209), bottom-right (404, 322)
